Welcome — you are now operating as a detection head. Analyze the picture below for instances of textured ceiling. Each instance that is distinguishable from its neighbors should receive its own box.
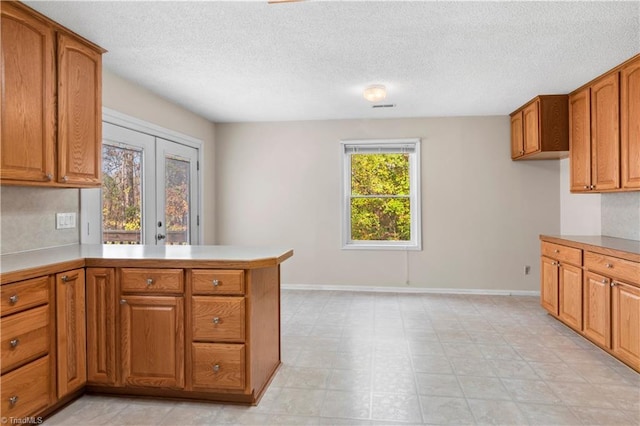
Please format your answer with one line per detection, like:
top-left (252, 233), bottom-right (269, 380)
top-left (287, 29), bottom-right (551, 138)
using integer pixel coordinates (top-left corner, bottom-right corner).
top-left (25, 1), bottom-right (640, 123)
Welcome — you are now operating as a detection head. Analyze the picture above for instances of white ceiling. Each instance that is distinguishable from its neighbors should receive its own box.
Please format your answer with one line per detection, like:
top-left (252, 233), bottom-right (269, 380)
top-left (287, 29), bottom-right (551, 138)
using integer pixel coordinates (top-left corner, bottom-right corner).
top-left (25, 1), bottom-right (640, 123)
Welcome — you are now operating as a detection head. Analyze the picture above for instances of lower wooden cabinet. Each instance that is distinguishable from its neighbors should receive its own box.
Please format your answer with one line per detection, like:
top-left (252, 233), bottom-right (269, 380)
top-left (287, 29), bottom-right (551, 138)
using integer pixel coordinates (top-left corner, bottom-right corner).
top-left (86, 268), bottom-right (117, 386)
top-left (583, 271), bottom-right (611, 347)
top-left (55, 269), bottom-right (87, 398)
top-left (541, 236), bottom-right (640, 372)
top-left (559, 263), bottom-right (583, 331)
top-left (612, 281), bottom-right (640, 368)
top-left (0, 274), bottom-right (54, 420)
top-left (1, 355), bottom-right (51, 419)
top-left (192, 343), bottom-right (245, 391)
top-left (120, 295), bottom-right (185, 389)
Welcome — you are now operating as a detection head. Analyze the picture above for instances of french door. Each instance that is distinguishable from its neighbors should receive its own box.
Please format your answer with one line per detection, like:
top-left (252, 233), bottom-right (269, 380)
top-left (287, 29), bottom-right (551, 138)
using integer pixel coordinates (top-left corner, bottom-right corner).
top-left (98, 122), bottom-right (199, 245)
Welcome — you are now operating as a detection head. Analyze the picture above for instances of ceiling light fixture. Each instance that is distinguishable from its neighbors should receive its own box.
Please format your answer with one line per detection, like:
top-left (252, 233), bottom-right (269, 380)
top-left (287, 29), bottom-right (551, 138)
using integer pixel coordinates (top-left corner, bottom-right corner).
top-left (363, 84), bottom-right (387, 103)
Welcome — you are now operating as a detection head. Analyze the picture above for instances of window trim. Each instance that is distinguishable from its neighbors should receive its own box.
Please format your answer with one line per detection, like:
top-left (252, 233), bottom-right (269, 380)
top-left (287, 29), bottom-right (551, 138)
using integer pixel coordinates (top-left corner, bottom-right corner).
top-left (340, 138), bottom-right (422, 251)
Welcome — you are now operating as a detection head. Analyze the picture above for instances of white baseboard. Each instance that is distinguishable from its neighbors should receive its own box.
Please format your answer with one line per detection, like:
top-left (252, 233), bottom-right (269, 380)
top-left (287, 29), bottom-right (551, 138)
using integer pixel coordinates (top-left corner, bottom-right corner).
top-left (281, 283), bottom-right (539, 297)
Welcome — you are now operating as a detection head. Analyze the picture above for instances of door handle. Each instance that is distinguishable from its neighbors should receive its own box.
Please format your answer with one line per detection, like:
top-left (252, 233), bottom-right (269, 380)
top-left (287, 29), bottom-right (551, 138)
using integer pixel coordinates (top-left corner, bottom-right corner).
top-left (157, 234), bottom-right (166, 240)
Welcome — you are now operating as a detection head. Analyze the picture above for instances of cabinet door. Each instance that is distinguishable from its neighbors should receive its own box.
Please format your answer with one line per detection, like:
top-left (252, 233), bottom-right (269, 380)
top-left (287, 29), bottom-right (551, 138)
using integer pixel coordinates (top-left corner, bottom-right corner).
top-left (57, 33), bottom-right (102, 186)
top-left (540, 257), bottom-right (559, 315)
top-left (621, 56), bottom-right (640, 189)
top-left (120, 295), bottom-right (184, 389)
top-left (86, 268), bottom-right (117, 386)
top-left (0, 3), bottom-right (55, 183)
top-left (510, 112), bottom-right (524, 159)
top-left (583, 271), bottom-right (611, 348)
top-left (569, 88), bottom-right (592, 191)
top-left (591, 72), bottom-right (620, 190)
top-left (612, 281), bottom-right (640, 369)
top-left (56, 269), bottom-right (87, 397)
top-left (559, 263), bottom-right (583, 331)
top-left (523, 101), bottom-right (540, 155)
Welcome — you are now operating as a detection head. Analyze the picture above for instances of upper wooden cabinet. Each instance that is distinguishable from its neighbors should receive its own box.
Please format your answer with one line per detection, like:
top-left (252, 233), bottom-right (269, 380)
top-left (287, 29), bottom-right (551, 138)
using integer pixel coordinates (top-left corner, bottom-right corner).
top-left (510, 95), bottom-right (569, 160)
top-left (0, 1), bottom-right (105, 188)
top-left (569, 53), bottom-right (640, 193)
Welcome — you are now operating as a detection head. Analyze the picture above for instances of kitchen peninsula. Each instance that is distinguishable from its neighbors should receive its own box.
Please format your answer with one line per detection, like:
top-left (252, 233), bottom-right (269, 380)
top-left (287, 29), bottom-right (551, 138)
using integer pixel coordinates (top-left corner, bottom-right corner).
top-left (0, 244), bottom-right (293, 419)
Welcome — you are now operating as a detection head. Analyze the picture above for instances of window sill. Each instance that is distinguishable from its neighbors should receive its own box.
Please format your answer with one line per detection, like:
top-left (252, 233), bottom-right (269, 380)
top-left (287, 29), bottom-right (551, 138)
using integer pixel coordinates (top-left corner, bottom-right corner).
top-left (342, 243), bottom-right (422, 251)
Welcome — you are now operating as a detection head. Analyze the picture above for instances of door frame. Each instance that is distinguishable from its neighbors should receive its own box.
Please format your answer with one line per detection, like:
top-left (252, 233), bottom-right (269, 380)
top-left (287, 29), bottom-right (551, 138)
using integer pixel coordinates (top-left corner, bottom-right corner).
top-left (80, 107), bottom-right (203, 244)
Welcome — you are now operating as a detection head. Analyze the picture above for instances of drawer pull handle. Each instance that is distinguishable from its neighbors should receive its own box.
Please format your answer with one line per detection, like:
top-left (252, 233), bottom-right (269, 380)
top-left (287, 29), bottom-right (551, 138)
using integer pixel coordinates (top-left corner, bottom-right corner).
top-left (212, 279), bottom-right (220, 287)
top-left (605, 263), bottom-right (613, 268)
top-left (147, 278), bottom-right (154, 286)
top-left (8, 396), bottom-right (18, 406)
top-left (212, 364), bottom-right (220, 372)
top-left (212, 317), bottom-right (220, 324)
top-left (9, 339), bottom-right (19, 348)
top-left (8, 295), bottom-right (18, 304)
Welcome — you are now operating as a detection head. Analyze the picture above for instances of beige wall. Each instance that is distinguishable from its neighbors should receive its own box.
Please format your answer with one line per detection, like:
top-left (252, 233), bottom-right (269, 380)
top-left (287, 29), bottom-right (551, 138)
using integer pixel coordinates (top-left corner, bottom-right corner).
top-left (215, 116), bottom-right (561, 292)
top-left (102, 70), bottom-right (217, 243)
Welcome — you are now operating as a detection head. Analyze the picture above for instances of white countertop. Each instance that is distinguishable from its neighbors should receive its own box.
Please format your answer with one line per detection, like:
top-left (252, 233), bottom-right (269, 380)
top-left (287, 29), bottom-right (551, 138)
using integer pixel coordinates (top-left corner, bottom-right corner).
top-left (0, 244), bottom-right (294, 276)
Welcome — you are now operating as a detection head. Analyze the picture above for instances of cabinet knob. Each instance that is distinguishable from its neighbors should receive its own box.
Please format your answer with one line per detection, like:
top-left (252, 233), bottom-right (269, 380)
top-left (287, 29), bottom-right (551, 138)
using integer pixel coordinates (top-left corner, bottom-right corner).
top-left (212, 279), bottom-right (220, 287)
top-left (554, 249), bottom-right (559, 253)
top-left (584, 185), bottom-right (589, 189)
top-left (46, 173), bottom-right (53, 181)
top-left (62, 175), bottom-right (68, 182)
top-left (590, 185), bottom-right (595, 190)
top-left (605, 263), bottom-right (613, 269)
top-left (212, 364), bottom-right (220, 372)
top-left (147, 278), bottom-right (154, 285)
top-left (8, 396), bottom-right (18, 406)
top-left (212, 317), bottom-right (220, 324)
top-left (8, 295), bottom-right (18, 305)
top-left (611, 282), bottom-right (617, 287)
top-left (61, 275), bottom-right (69, 283)
top-left (120, 299), bottom-right (127, 305)
top-left (601, 279), bottom-right (608, 284)
top-left (9, 339), bottom-right (19, 348)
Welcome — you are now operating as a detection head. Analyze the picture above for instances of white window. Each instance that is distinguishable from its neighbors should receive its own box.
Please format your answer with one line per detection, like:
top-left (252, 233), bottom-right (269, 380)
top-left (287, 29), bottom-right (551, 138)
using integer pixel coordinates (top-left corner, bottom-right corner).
top-left (341, 138), bottom-right (421, 250)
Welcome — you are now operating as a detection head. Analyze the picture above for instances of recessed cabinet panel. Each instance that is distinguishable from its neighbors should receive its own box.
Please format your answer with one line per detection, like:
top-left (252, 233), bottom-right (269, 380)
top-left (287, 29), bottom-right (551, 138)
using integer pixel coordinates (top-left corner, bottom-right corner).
top-left (510, 112), bottom-right (524, 159)
top-left (86, 268), bottom-right (117, 386)
top-left (583, 271), bottom-right (611, 348)
top-left (523, 101), bottom-right (540, 155)
top-left (540, 256), bottom-right (559, 316)
top-left (57, 33), bottom-right (102, 186)
top-left (591, 72), bottom-right (620, 191)
top-left (569, 88), bottom-right (592, 192)
top-left (559, 263), bottom-right (583, 331)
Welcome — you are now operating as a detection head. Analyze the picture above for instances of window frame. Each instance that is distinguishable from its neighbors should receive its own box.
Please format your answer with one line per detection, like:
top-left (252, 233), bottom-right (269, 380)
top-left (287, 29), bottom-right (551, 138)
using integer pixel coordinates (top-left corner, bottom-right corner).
top-left (341, 138), bottom-right (422, 251)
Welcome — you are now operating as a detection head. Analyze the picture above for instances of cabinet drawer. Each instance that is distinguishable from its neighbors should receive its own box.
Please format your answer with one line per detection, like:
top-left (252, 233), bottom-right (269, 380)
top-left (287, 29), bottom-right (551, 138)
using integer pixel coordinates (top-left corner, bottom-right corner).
top-left (541, 242), bottom-right (582, 266)
top-left (1, 306), bottom-right (49, 374)
top-left (1, 276), bottom-right (49, 317)
top-left (192, 343), bottom-right (245, 390)
top-left (121, 268), bottom-right (184, 293)
top-left (1, 355), bottom-right (51, 419)
top-left (585, 252), bottom-right (640, 284)
top-left (192, 297), bottom-right (245, 342)
top-left (192, 270), bottom-right (244, 295)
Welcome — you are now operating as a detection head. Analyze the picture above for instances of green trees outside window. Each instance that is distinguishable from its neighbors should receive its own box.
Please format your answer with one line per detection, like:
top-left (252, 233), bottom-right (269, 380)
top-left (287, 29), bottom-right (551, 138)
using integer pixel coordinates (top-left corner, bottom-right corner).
top-left (350, 153), bottom-right (411, 241)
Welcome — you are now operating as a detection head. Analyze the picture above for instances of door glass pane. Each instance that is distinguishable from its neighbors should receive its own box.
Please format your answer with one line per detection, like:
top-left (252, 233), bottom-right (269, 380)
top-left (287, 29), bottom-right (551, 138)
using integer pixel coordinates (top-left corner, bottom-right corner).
top-left (102, 144), bottom-right (143, 244)
top-left (165, 156), bottom-right (190, 245)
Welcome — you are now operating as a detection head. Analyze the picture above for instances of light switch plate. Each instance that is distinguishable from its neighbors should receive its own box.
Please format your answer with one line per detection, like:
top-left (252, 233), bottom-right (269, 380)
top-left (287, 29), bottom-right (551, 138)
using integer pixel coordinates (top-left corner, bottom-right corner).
top-left (56, 212), bottom-right (77, 229)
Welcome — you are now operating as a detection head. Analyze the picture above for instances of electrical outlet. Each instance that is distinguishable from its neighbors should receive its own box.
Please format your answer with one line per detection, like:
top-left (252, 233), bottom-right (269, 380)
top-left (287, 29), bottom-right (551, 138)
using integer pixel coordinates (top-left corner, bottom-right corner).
top-left (56, 212), bottom-right (77, 229)
top-left (524, 265), bottom-right (531, 275)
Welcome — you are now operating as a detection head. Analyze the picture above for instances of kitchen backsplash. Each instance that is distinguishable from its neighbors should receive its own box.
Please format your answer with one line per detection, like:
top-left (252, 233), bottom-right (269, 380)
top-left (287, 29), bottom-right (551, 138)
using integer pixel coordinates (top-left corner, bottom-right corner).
top-left (0, 186), bottom-right (80, 254)
top-left (601, 191), bottom-right (640, 241)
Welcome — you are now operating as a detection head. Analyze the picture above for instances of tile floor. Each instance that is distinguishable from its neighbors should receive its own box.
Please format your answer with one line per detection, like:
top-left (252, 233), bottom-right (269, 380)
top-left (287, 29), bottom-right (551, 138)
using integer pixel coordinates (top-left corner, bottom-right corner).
top-left (45, 290), bottom-right (639, 425)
